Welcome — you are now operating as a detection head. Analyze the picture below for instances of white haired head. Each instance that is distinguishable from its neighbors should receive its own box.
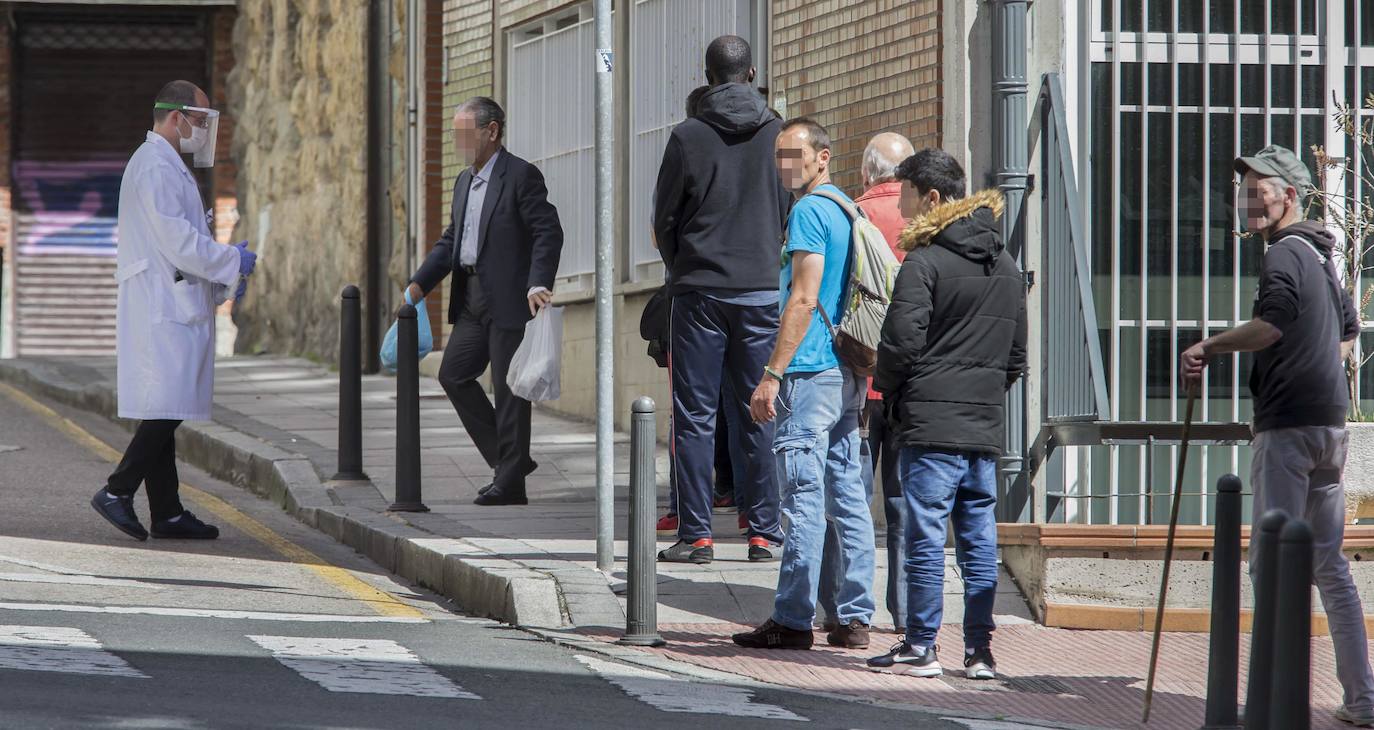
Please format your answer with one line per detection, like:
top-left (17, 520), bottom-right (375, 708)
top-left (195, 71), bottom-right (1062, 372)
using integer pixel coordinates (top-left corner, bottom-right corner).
top-left (861, 132), bottom-right (916, 190)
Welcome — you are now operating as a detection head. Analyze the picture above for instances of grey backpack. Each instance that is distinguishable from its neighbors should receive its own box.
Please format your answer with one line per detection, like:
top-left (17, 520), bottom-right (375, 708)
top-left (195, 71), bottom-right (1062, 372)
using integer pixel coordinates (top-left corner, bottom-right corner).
top-left (810, 189), bottom-right (901, 376)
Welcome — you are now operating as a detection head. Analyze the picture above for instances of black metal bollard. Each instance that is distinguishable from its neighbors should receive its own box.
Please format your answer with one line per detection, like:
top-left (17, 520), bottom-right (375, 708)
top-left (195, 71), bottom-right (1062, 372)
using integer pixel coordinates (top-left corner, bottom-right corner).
top-left (1202, 474), bottom-right (1242, 730)
top-left (1244, 509), bottom-right (1290, 730)
top-left (389, 304), bottom-right (428, 512)
top-left (333, 285), bottom-right (367, 481)
top-left (619, 397), bottom-right (665, 647)
top-left (1268, 518), bottom-right (1313, 730)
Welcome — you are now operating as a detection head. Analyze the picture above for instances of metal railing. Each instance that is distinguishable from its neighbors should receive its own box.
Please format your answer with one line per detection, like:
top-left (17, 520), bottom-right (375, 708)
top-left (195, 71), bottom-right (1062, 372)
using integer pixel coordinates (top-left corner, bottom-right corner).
top-left (1031, 73), bottom-right (1110, 425)
top-left (1026, 74), bottom-right (1254, 526)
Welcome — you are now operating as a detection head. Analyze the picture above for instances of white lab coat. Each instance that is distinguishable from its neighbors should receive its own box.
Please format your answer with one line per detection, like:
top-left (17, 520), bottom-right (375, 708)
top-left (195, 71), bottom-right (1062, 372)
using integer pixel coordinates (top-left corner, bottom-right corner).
top-left (114, 132), bottom-right (239, 421)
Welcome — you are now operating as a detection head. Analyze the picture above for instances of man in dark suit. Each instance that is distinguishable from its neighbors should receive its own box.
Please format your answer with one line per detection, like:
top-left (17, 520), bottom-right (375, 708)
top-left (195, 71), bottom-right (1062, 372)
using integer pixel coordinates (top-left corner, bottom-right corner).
top-left (407, 96), bottom-right (564, 506)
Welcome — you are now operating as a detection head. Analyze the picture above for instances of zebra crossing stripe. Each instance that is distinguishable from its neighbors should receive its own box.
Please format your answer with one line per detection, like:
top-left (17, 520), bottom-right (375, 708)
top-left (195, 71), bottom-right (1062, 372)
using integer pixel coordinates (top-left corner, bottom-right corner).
top-left (0, 625), bottom-right (146, 678)
top-left (0, 602), bottom-right (426, 624)
top-left (247, 635), bottom-right (479, 699)
top-left (574, 654), bottom-right (805, 721)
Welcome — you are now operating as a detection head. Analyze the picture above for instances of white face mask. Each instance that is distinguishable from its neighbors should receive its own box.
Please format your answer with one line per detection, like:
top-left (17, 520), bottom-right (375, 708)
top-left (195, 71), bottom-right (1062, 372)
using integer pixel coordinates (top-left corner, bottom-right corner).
top-left (177, 116), bottom-right (208, 154)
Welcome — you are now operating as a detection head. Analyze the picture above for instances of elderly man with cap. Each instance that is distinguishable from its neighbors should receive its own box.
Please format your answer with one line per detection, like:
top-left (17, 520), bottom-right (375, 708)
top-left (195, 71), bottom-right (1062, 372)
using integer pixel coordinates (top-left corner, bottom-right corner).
top-left (1181, 144), bottom-right (1373, 726)
top-left (90, 80), bottom-right (257, 541)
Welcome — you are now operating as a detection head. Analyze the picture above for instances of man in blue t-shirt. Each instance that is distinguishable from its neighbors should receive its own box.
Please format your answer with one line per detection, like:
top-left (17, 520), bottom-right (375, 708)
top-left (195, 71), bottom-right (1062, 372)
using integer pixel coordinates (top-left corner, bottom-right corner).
top-left (732, 118), bottom-right (876, 652)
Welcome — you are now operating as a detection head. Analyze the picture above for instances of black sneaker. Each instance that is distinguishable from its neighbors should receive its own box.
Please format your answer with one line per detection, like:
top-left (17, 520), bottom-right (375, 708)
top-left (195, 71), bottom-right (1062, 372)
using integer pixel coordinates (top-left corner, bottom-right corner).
top-left (732, 619), bottom-right (813, 650)
top-left (747, 537), bottom-right (774, 562)
top-left (866, 640), bottom-right (942, 677)
top-left (151, 510), bottom-right (220, 540)
top-left (90, 489), bottom-right (148, 541)
top-left (964, 646), bottom-right (997, 680)
top-left (657, 538), bottom-right (713, 564)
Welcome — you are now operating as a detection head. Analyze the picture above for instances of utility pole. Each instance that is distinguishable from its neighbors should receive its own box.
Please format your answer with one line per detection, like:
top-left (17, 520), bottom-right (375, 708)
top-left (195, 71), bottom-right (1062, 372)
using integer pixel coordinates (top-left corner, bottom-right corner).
top-left (593, 0), bottom-right (615, 572)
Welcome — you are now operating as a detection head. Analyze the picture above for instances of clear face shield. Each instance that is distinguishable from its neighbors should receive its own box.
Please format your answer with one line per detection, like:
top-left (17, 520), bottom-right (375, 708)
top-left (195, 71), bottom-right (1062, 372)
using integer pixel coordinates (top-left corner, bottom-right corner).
top-left (154, 102), bottom-right (220, 168)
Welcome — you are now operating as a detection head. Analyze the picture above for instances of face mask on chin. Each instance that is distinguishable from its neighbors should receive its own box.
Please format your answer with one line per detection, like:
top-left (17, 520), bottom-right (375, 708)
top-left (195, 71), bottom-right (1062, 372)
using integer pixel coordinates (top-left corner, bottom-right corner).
top-left (1259, 198), bottom-right (1293, 241)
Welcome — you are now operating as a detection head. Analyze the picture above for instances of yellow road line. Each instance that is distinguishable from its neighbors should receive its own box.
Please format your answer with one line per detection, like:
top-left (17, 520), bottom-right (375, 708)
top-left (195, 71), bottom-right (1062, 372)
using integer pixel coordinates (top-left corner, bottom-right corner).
top-left (0, 382), bottom-right (423, 619)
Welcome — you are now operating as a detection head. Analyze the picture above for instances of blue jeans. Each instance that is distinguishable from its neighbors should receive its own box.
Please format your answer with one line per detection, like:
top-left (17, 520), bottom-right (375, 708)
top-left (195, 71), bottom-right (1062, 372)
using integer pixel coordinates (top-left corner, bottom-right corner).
top-left (771, 368), bottom-right (875, 630)
top-left (819, 399), bottom-right (907, 629)
top-left (901, 447), bottom-right (999, 650)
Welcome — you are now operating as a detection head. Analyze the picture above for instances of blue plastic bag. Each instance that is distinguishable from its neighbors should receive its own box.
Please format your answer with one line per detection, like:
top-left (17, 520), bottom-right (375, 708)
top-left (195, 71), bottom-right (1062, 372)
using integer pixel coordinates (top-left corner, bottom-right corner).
top-left (380, 289), bottom-right (433, 373)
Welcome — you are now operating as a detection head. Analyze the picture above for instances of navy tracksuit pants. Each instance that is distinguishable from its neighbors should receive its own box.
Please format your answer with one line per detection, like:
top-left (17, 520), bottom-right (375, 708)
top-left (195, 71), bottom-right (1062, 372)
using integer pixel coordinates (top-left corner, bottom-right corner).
top-left (670, 291), bottom-right (782, 543)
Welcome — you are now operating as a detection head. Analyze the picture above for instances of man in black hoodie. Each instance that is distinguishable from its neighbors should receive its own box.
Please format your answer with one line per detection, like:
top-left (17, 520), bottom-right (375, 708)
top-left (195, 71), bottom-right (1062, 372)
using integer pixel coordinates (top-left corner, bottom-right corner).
top-left (867, 149), bottom-right (1026, 681)
top-left (1181, 145), bottom-right (1373, 727)
top-left (653, 35), bottom-right (790, 564)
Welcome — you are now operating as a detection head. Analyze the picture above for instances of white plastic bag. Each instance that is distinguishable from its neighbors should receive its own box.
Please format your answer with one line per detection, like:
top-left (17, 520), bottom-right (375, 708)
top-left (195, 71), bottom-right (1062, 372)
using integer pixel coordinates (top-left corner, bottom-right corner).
top-left (507, 306), bottom-right (563, 402)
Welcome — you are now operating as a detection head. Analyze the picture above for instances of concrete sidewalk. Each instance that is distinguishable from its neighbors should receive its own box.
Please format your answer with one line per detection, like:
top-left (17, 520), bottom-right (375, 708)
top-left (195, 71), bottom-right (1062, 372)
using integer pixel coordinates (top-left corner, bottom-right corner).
top-left (1, 355), bottom-right (1362, 729)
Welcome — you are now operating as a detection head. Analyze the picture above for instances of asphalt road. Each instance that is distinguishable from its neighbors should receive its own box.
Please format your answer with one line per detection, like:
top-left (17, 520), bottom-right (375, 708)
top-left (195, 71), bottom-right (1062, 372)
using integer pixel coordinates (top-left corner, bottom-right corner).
top-left (0, 384), bottom-right (993, 730)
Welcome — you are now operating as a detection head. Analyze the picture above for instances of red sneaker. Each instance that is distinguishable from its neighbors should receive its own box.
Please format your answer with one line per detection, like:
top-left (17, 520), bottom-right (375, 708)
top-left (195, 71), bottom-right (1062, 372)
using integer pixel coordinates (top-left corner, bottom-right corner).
top-left (712, 492), bottom-right (736, 513)
top-left (656, 513), bottom-right (678, 536)
top-left (657, 537), bottom-right (714, 564)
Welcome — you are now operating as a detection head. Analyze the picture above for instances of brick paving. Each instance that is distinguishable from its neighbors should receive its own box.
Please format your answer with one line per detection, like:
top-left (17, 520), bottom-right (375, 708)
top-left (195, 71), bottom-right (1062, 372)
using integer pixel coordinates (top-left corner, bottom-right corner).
top-left (582, 622), bottom-right (1357, 729)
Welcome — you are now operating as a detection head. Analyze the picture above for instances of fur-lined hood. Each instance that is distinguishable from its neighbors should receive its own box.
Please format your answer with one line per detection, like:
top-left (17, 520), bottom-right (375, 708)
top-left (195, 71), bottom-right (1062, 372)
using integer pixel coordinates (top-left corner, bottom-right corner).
top-left (898, 189), bottom-right (1006, 263)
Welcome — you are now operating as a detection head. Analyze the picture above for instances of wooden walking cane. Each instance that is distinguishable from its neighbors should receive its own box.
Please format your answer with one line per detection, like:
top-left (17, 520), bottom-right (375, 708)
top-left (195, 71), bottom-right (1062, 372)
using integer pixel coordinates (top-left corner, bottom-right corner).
top-left (1142, 383), bottom-right (1198, 723)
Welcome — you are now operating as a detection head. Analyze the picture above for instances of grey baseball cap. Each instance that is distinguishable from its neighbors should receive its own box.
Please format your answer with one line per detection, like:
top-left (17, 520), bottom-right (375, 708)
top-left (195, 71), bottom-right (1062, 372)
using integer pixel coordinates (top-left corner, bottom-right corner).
top-left (1234, 144), bottom-right (1315, 198)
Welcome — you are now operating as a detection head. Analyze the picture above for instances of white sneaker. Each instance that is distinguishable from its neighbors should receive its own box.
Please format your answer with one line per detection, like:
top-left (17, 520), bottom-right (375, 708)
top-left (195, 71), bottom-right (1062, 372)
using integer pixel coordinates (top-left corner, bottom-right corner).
top-left (1337, 704), bottom-right (1374, 727)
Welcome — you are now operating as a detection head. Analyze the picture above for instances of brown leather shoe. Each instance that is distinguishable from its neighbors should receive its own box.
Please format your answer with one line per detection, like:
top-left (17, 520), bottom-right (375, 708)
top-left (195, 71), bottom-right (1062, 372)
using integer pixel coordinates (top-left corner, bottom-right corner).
top-left (826, 619), bottom-right (871, 649)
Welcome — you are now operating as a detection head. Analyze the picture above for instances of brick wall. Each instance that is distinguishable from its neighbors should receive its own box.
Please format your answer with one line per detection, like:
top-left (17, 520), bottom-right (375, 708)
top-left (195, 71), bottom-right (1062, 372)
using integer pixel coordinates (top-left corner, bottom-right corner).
top-left (0, 12), bottom-right (10, 259)
top-left (435, 0), bottom-right (495, 344)
top-left (441, 0), bottom-right (494, 212)
top-left (424, 0), bottom-right (444, 340)
top-left (771, 0), bottom-right (942, 193)
top-left (210, 7), bottom-right (237, 244)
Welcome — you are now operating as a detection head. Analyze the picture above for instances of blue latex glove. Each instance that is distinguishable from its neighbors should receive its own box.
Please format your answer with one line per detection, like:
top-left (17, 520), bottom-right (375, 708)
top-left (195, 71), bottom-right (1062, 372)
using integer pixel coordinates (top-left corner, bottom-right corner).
top-left (234, 276), bottom-right (249, 300)
top-left (235, 241), bottom-right (257, 276)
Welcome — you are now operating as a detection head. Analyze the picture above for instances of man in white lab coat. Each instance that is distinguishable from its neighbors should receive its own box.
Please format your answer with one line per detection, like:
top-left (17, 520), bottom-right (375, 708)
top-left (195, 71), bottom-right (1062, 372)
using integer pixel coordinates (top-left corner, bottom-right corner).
top-left (90, 80), bottom-right (257, 541)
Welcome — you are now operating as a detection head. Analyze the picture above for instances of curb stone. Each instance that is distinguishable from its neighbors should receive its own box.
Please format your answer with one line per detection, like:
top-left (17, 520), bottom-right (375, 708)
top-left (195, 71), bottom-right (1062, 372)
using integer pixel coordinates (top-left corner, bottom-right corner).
top-left (0, 359), bottom-right (572, 628)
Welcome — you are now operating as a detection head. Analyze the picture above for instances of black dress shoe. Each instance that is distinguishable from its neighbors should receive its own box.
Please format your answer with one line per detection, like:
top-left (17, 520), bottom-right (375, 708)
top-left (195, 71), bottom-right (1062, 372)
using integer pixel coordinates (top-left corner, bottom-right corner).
top-left (478, 459), bottom-right (539, 496)
top-left (473, 490), bottom-right (528, 506)
top-left (151, 510), bottom-right (220, 539)
top-left (91, 489), bottom-right (148, 541)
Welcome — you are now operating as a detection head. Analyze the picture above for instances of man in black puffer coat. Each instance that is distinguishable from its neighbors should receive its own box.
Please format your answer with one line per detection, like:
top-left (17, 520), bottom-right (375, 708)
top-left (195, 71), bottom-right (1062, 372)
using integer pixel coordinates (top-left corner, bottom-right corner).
top-left (867, 149), bottom-right (1026, 681)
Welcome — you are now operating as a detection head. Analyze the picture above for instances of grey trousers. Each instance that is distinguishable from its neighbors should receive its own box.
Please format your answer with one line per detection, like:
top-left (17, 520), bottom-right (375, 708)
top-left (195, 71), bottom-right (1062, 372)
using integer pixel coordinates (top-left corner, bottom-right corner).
top-left (1250, 425), bottom-right (1374, 713)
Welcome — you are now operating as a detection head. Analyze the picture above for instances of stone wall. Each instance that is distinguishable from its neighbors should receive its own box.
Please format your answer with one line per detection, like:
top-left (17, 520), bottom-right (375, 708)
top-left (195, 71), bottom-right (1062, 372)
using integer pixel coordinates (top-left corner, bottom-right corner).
top-left (227, 0), bottom-right (372, 362)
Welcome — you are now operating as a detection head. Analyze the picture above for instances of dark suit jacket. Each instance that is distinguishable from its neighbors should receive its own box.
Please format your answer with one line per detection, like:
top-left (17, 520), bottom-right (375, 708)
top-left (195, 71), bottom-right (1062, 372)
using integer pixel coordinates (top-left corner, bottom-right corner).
top-left (411, 149), bottom-right (564, 330)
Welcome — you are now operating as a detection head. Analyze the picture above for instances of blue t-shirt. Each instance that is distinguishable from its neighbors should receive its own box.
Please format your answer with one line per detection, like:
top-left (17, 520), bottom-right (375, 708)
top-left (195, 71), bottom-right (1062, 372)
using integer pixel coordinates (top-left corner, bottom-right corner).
top-left (779, 184), bottom-right (852, 374)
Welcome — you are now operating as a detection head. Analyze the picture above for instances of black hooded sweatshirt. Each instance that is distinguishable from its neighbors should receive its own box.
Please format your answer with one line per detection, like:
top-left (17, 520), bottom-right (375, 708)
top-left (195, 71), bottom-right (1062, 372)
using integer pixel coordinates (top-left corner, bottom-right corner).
top-left (1250, 220), bottom-right (1360, 433)
top-left (874, 190), bottom-right (1027, 456)
top-left (652, 83), bottom-right (790, 295)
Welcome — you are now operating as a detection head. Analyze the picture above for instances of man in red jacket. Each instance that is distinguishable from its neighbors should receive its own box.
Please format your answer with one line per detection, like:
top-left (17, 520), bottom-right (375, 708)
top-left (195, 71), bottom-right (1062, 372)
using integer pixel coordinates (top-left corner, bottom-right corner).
top-left (817, 132), bottom-right (915, 637)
